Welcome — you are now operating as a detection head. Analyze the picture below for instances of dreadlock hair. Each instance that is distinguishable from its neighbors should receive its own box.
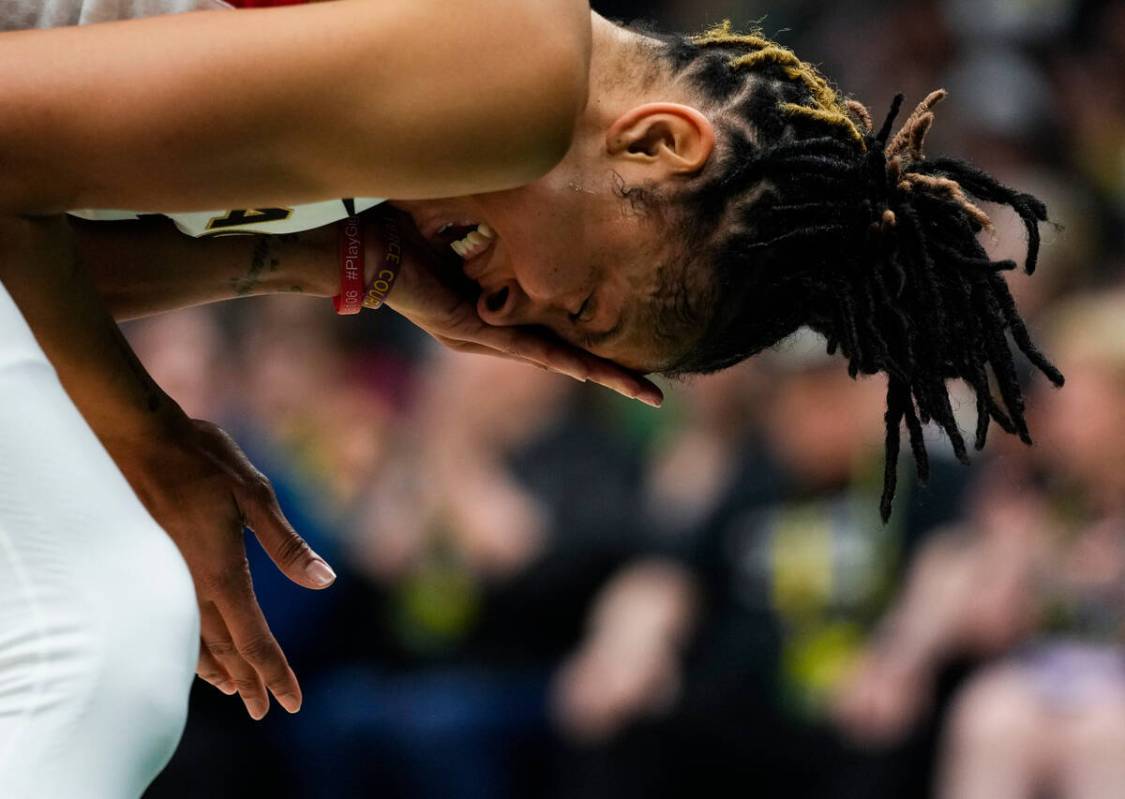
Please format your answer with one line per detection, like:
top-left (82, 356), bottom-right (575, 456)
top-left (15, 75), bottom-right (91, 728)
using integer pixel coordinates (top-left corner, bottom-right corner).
top-left (650, 20), bottom-right (1065, 521)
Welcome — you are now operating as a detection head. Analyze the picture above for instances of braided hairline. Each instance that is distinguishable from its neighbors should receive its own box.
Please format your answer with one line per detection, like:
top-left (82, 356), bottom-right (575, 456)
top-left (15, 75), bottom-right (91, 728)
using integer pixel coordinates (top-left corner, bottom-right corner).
top-left (690, 20), bottom-right (864, 145)
top-left (649, 20), bottom-right (1064, 521)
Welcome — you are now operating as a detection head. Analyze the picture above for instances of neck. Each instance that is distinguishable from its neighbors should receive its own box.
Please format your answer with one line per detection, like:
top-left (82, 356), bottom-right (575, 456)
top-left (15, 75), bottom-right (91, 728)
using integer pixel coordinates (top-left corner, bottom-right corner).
top-left (580, 13), bottom-right (670, 133)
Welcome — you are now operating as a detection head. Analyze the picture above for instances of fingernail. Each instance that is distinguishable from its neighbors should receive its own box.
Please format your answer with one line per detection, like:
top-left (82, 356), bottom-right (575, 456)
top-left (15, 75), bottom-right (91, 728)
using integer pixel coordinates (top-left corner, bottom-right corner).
top-left (275, 690), bottom-right (302, 714)
top-left (306, 559), bottom-right (337, 587)
top-left (218, 681), bottom-right (237, 696)
top-left (628, 390), bottom-right (661, 408)
top-left (246, 698), bottom-right (268, 721)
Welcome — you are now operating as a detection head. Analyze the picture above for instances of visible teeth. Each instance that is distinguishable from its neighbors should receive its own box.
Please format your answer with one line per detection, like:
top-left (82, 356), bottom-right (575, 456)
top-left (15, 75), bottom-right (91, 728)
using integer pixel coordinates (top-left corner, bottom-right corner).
top-left (449, 224), bottom-right (497, 259)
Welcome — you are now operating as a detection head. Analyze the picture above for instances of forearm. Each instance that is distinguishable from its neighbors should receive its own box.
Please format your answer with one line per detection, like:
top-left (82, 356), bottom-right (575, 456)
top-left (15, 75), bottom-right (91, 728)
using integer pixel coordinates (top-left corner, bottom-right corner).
top-left (587, 559), bottom-right (699, 652)
top-left (70, 217), bottom-right (339, 320)
top-left (870, 538), bottom-right (978, 671)
top-left (0, 1), bottom-right (586, 214)
top-left (0, 215), bottom-right (183, 451)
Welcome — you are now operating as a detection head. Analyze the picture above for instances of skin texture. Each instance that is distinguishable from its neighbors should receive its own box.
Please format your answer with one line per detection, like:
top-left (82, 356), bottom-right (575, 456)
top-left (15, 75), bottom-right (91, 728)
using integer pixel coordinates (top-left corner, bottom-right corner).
top-left (392, 15), bottom-right (718, 373)
top-left (0, 4), bottom-right (708, 717)
top-left (0, 215), bottom-right (332, 720)
top-left (70, 215), bottom-right (663, 403)
top-left (0, 0), bottom-right (590, 213)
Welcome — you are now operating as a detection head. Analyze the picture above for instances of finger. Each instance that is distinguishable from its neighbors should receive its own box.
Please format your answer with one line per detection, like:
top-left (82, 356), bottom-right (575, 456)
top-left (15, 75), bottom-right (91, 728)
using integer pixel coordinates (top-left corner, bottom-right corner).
top-left (449, 326), bottom-right (663, 407)
top-left (460, 324), bottom-right (591, 381)
top-left (200, 602), bottom-right (270, 719)
top-left (197, 642), bottom-right (237, 696)
top-left (437, 337), bottom-right (610, 390)
top-left (211, 581), bottom-right (303, 715)
top-left (433, 338), bottom-right (548, 365)
top-left (576, 355), bottom-right (663, 408)
top-left (238, 477), bottom-right (337, 590)
top-left (478, 326), bottom-right (663, 406)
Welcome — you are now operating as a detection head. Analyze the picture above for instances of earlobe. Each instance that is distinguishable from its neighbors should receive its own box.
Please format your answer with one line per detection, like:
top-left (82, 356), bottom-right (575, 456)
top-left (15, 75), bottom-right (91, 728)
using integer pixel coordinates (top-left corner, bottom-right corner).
top-left (606, 103), bottom-right (716, 177)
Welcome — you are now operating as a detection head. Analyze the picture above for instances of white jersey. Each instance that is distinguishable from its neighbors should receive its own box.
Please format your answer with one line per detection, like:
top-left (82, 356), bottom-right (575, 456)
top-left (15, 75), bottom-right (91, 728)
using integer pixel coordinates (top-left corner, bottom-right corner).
top-left (69, 198), bottom-right (386, 237)
top-left (0, 279), bottom-right (200, 799)
top-left (1, 4), bottom-right (332, 796)
top-left (5, 0), bottom-right (385, 237)
top-left (5, 0), bottom-right (230, 28)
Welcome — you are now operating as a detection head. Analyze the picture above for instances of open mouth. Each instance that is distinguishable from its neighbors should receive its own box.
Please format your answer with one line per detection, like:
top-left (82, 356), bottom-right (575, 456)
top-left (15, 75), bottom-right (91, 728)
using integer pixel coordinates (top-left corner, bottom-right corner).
top-left (430, 222), bottom-right (497, 284)
top-left (436, 222), bottom-right (495, 259)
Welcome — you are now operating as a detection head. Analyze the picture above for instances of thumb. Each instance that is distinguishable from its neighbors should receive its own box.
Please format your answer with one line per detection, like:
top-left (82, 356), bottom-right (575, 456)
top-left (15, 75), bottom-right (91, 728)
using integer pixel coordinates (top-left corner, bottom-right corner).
top-left (241, 484), bottom-right (337, 590)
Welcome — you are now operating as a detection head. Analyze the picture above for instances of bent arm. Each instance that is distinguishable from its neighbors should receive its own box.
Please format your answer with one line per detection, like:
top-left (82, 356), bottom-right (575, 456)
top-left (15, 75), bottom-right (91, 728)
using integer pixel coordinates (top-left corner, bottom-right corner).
top-left (71, 212), bottom-right (666, 404)
top-left (71, 217), bottom-right (340, 319)
top-left (0, 215), bottom-right (185, 451)
top-left (0, 0), bottom-right (591, 215)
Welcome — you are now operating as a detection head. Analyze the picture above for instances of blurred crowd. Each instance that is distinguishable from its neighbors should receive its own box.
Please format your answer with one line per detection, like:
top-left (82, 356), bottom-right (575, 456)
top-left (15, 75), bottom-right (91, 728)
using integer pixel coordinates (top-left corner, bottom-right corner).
top-left (140, 0), bottom-right (1124, 797)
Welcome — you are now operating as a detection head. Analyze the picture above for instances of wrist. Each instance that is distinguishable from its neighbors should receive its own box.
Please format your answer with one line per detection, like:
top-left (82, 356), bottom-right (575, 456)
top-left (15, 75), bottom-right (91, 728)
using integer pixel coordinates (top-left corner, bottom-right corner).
top-left (275, 225), bottom-right (340, 298)
top-left (328, 213), bottom-right (405, 314)
top-left (360, 215), bottom-right (403, 310)
top-left (96, 393), bottom-right (193, 474)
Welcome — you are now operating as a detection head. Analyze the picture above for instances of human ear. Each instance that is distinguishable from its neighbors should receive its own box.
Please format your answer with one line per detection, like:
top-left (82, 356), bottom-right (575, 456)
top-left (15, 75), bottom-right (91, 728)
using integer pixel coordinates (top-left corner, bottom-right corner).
top-left (605, 103), bottom-right (716, 177)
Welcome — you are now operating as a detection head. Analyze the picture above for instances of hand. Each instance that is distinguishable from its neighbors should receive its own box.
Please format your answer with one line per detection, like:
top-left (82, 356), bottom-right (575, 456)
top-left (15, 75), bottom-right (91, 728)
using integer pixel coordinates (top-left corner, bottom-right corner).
top-left (444, 469), bottom-right (547, 578)
top-left (116, 415), bottom-right (336, 720)
top-left (551, 633), bottom-right (681, 743)
top-left (376, 212), bottom-right (663, 407)
top-left (831, 650), bottom-right (930, 746)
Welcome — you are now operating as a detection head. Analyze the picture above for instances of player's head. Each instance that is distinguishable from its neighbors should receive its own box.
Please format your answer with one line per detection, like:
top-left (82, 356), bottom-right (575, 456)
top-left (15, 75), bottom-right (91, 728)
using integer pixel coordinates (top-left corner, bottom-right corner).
top-left (1033, 291), bottom-right (1125, 493)
top-left (395, 18), bottom-right (1063, 518)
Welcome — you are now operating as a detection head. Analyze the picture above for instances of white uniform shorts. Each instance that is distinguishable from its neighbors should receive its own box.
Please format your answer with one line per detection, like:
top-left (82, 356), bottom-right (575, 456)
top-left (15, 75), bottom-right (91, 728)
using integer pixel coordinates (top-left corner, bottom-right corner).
top-left (0, 281), bottom-right (199, 798)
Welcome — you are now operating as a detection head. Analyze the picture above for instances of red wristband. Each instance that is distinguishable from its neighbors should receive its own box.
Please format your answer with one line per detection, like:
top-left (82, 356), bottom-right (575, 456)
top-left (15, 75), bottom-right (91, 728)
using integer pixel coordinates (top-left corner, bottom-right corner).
top-left (362, 216), bottom-right (402, 310)
top-left (333, 216), bottom-right (365, 315)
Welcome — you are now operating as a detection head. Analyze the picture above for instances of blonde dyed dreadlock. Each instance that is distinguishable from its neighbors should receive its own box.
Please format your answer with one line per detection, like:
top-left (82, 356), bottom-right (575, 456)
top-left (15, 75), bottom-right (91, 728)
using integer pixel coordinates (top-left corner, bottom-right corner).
top-left (693, 21), bottom-right (864, 145)
top-left (639, 20), bottom-right (1064, 520)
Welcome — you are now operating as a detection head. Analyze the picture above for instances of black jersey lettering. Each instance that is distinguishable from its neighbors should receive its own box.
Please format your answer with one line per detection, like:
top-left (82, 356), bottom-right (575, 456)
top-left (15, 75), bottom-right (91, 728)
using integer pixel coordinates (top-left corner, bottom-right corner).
top-left (205, 208), bottom-right (293, 231)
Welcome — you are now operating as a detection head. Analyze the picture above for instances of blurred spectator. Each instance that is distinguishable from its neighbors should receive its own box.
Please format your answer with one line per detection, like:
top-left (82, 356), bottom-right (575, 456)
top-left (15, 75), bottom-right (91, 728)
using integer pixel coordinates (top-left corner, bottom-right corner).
top-left (834, 290), bottom-right (1125, 799)
top-left (289, 351), bottom-right (654, 799)
top-left (551, 332), bottom-right (972, 799)
top-left (126, 305), bottom-right (230, 422)
top-left (549, 366), bottom-right (763, 749)
top-left (137, 1), bottom-right (1125, 796)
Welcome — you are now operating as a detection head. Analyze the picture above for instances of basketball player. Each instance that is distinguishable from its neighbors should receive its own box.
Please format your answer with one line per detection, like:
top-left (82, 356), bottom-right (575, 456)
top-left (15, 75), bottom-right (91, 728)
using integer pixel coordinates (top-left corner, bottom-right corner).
top-left (0, 1), bottom-right (1061, 796)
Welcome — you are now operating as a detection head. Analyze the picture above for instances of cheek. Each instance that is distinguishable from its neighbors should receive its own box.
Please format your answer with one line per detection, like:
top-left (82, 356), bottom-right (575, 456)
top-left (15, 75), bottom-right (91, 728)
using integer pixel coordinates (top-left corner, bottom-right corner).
top-left (507, 225), bottom-right (590, 298)
top-left (487, 180), bottom-right (609, 299)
